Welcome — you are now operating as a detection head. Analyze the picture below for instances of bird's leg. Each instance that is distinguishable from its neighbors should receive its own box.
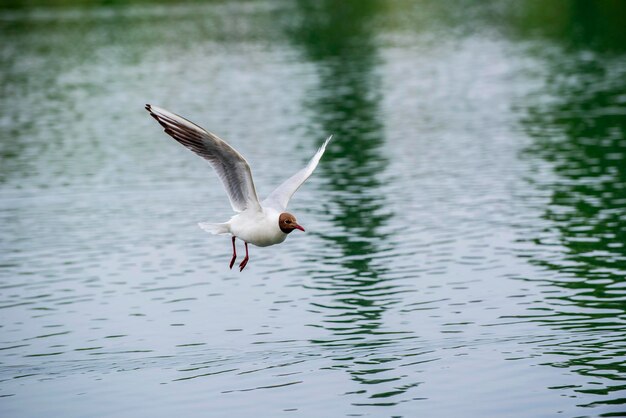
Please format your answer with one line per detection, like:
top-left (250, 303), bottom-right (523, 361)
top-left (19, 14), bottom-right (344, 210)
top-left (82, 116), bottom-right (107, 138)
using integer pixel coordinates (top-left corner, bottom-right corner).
top-left (229, 236), bottom-right (237, 269)
top-left (239, 242), bottom-right (249, 271)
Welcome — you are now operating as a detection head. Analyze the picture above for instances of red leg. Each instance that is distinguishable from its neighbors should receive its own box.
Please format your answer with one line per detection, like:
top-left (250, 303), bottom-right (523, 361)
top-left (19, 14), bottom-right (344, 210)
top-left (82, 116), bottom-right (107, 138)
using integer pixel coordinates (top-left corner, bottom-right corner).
top-left (229, 236), bottom-right (237, 269)
top-left (239, 242), bottom-right (249, 271)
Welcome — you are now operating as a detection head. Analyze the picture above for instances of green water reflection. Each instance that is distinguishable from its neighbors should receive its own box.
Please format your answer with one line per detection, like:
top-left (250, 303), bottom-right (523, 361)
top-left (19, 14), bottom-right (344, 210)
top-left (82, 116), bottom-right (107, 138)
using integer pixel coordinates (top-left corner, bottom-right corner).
top-left (516, 0), bottom-right (626, 408)
top-left (290, 0), bottom-right (395, 340)
top-left (289, 0), bottom-right (403, 397)
top-left (289, 1), bottom-right (414, 401)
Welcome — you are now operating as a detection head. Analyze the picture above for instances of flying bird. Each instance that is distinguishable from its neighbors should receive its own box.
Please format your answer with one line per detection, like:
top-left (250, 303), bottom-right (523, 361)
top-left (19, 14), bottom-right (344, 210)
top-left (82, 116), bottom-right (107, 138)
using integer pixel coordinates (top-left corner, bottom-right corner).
top-left (145, 104), bottom-right (332, 271)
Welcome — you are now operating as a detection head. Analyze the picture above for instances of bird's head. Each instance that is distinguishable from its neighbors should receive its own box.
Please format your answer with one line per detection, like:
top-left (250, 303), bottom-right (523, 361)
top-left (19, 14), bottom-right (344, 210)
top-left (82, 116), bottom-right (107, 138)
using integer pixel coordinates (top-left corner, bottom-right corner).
top-left (279, 212), bottom-right (305, 234)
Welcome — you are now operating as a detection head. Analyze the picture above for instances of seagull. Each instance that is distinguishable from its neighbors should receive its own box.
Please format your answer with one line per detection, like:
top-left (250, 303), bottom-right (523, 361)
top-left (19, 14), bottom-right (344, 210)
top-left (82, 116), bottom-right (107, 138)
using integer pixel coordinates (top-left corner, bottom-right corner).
top-left (145, 104), bottom-right (332, 271)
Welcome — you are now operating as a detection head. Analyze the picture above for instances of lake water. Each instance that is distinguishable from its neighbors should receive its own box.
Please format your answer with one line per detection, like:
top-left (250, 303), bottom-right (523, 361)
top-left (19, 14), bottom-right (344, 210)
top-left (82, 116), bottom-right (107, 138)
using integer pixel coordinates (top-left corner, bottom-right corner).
top-left (1, 1), bottom-right (625, 417)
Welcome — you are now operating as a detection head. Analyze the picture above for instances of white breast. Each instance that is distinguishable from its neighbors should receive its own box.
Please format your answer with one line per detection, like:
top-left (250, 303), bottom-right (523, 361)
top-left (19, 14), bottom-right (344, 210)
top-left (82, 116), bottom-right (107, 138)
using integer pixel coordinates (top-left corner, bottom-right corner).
top-left (228, 208), bottom-right (287, 247)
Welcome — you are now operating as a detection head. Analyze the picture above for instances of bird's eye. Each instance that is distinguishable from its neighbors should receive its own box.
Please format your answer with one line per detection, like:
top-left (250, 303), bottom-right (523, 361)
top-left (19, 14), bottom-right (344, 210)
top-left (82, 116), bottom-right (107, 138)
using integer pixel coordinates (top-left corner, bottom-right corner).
top-left (286, 220), bottom-right (291, 224)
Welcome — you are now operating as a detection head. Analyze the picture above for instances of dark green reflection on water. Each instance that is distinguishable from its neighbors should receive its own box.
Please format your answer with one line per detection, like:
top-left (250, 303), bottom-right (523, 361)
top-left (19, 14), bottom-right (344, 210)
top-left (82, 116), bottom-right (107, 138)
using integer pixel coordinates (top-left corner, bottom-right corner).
top-left (508, 0), bottom-right (626, 53)
top-left (517, 1), bottom-right (626, 408)
top-left (289, 0), bottom-right (394, 339)
top-left (288, 0), bottom-right (416, 403)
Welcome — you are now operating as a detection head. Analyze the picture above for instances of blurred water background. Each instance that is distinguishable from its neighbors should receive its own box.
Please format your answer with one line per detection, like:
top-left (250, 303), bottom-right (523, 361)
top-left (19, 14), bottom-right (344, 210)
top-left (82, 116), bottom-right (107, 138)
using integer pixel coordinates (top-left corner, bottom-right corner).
top-left (1, 1), bottom-right (625, 417)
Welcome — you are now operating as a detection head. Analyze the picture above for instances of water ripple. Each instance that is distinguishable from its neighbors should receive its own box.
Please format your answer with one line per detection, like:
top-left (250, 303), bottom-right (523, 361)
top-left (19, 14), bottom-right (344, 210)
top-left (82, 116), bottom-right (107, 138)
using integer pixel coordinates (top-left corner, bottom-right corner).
top-left (2, 1), bottom-right (626, 416)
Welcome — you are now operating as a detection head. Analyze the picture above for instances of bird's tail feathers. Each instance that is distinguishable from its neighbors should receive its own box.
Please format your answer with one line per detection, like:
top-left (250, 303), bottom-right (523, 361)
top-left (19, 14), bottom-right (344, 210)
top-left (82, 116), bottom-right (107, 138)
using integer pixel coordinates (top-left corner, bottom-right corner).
top-left (198, 222), bottom-right (230, 235)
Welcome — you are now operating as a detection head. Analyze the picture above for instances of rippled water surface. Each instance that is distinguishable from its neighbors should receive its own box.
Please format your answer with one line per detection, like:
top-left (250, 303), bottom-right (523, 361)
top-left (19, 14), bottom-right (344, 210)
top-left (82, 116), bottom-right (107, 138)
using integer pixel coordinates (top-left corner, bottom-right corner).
top-left (1, 1), bottom-right (626, 417)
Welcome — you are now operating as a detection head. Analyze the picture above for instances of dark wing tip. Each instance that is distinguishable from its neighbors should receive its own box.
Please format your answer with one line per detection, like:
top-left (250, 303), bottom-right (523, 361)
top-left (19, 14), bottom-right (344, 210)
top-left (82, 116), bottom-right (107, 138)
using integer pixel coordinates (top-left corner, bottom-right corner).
top-left (145, 104), bottom-right (161, 122)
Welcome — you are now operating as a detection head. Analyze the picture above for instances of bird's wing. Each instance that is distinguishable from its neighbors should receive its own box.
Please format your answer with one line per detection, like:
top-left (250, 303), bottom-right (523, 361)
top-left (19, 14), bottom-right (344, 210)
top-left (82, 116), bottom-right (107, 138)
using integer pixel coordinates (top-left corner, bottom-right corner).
top-left (262, 135), bottom-right (332, 212)
top-left (146, 104), bottom-right (261, 213)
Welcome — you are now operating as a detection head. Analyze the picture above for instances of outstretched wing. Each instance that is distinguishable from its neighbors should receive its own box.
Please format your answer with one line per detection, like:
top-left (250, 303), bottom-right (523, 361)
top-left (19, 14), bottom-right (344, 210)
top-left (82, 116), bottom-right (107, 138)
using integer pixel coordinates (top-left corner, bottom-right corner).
top-left (146, 104), bottom-right (261, 213)
top-left (262, 135), bottom-right (332, 211)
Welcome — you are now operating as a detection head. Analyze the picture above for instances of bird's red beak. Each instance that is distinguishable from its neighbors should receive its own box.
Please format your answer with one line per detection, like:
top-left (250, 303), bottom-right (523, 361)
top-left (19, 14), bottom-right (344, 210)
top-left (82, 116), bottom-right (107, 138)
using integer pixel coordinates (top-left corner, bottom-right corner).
top-left (294, 224), bottom-right (305, 232)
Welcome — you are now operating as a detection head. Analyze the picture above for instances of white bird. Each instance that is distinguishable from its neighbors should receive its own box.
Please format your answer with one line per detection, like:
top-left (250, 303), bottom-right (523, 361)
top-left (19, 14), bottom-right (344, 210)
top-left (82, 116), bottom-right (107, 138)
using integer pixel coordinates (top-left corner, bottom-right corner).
top-left (145, 104), bottom-right (332, 271)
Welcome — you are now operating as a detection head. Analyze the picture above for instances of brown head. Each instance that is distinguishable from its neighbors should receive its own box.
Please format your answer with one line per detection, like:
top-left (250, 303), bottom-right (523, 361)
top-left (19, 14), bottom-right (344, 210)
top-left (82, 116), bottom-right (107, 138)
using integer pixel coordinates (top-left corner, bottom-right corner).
top-left (278, 212), bottom-right (305, 234)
